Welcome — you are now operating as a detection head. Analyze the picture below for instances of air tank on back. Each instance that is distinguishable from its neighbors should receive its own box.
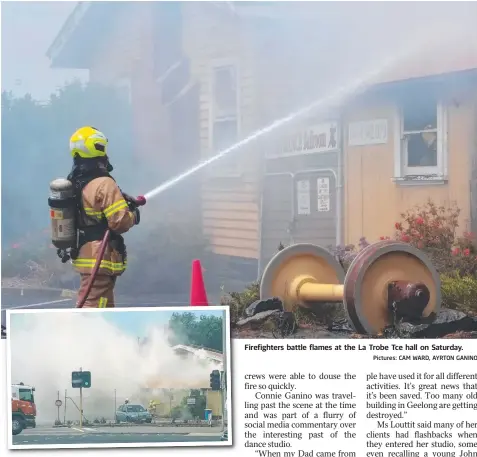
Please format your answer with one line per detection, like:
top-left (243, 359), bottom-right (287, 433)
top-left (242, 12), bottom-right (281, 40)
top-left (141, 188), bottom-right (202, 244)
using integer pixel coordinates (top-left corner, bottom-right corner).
top-left (48, 178), bottom-right (77, 250)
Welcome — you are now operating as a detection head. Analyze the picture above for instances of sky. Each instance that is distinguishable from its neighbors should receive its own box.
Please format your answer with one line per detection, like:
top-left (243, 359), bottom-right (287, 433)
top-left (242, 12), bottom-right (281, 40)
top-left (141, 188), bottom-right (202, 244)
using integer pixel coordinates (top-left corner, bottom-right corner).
top-left (1, 1), bottom-right (88, 100)
top-left (102, 308), bottom-right (224, 338)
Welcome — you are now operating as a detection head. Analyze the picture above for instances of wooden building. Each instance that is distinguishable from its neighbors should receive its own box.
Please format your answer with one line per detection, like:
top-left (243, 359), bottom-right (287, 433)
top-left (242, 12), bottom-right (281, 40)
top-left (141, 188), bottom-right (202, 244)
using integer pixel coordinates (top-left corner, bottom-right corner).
top-left (48, 2), bottom-right (477, 281)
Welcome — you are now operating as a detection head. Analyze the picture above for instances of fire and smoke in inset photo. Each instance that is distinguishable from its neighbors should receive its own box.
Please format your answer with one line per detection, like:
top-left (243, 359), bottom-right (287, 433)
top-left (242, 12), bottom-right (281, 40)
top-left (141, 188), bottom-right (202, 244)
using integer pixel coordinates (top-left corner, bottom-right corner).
top-left (7, 307), bottom-right (228, 424)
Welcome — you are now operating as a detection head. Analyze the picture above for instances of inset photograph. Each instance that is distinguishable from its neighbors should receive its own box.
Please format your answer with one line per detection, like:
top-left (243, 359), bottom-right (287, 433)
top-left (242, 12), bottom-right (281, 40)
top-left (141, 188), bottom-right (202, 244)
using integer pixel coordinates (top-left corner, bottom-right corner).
top-left (7, 306), bottom-right (231, 450)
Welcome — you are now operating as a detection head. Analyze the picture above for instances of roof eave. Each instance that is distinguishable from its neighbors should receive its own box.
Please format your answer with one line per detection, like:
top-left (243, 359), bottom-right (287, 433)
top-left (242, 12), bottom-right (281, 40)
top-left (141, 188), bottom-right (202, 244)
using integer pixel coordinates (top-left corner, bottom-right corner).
top-left (46, 1), bottom-right (93, 69)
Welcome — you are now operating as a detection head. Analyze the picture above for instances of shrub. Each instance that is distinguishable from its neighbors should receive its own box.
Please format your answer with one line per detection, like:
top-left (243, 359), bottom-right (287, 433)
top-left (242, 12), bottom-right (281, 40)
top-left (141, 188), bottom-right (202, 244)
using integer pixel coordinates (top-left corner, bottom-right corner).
top-left (394, 200), bottom-right (459, 251)
top-left (441, 274), bottom-right (477, 314)
top-left (2, 233), bottom-right (76, 288)
top-left (220, 281), bottom-right (259, 323)
top-left (448, 232), bottom-right (477, 277)
top-left (392, 200), bottom-right (476, 277)
top-left (328, 237), bottom-right (370, 272)
top-left (330, 201), bottom-right (476, 278)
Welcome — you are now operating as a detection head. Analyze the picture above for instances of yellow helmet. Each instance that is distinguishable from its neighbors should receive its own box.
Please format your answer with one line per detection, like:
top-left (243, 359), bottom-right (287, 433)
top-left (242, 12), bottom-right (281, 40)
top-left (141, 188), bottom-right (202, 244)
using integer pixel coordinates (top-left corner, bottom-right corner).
top-left (69, 126), bottom-right (108, 159)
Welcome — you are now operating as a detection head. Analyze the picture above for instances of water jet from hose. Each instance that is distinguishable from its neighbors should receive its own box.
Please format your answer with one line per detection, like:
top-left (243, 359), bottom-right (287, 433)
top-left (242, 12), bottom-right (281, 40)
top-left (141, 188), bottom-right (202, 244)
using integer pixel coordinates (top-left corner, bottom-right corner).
top-left (143, 31), bottom-right (440, 202)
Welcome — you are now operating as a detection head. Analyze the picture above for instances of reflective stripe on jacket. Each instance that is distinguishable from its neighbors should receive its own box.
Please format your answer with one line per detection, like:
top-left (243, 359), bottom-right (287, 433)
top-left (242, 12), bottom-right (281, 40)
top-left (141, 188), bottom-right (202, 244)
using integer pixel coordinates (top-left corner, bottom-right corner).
top-left (73, 176), bottom-right (136, 276)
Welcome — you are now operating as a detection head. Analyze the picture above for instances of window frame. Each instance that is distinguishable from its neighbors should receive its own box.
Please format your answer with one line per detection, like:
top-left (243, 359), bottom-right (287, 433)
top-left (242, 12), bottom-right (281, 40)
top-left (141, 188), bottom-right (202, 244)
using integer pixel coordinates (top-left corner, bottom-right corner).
top-left (393, 100), bottom-right (448, 185)
top-left (208, 58), bottom-right (242, 177)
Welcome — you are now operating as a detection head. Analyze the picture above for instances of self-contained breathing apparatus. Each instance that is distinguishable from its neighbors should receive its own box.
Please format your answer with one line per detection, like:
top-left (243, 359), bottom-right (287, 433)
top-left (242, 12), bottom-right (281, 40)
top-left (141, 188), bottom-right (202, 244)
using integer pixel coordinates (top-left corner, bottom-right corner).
top-left (48, 178), bottom-right (77, 262)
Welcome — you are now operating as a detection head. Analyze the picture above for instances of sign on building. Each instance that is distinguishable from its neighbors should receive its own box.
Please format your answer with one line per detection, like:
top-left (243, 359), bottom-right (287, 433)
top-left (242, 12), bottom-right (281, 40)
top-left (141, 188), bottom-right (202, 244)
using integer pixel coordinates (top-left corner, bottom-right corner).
top-left (317, 177), bottom-right (330, 212)
top-left (267, 122), bottom-right (340, 158)
top-left (348, 119), bottom-right (388, 146)
top-left (296, 180), bottom-right (311, 215)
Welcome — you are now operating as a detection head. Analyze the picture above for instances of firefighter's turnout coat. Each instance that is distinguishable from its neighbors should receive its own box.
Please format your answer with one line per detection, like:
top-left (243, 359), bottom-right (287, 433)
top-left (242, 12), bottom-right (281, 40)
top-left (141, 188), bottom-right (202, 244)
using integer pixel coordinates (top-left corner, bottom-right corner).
top-left (72, 177), bottom-right (136, 276)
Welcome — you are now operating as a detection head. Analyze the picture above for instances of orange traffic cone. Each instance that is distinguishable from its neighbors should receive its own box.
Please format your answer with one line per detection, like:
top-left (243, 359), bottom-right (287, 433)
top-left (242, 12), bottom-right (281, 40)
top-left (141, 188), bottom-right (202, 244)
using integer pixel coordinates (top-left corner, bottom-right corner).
top-left (190, 259), bottom-right (209, 306)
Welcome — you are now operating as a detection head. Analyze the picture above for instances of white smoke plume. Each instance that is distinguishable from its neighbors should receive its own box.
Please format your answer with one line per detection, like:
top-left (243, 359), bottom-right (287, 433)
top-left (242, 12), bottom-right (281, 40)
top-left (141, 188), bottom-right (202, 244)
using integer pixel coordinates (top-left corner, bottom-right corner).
top-left (9, 310), bottom-right (224, 424)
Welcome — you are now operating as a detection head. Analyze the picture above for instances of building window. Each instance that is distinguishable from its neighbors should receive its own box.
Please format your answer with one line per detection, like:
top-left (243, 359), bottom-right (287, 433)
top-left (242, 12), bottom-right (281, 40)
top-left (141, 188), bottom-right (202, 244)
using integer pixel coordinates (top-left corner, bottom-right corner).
top-left (394, 93), bottom-right (447, 183)
top-left (213, 65), bottom-right (237, 119)
top-left (210, 62), bottom-right (240, 175)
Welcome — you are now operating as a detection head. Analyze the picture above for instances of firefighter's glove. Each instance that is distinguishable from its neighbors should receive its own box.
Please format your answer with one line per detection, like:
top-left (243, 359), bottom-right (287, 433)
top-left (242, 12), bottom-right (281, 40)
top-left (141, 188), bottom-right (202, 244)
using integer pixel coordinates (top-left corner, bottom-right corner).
top-left (133, 208), bottom-right (141, 225)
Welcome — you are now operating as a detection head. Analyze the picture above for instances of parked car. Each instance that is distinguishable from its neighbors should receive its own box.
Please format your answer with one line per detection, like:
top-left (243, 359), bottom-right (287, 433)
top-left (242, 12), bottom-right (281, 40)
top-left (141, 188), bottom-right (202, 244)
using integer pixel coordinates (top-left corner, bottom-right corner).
top-left (115, 404), bottom-right (152, 424)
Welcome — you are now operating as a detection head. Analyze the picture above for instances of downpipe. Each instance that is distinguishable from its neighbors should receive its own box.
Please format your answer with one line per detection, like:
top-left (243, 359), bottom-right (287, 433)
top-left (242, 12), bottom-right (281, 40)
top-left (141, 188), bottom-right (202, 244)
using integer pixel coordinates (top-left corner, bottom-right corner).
top-left (76, 194), bottom-right (147, 308)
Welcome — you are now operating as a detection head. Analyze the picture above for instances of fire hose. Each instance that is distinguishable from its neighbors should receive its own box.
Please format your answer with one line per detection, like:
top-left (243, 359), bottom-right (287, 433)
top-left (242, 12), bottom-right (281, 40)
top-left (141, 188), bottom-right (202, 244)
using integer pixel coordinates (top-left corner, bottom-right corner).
top-left (76, 194), bottom-right (147, 308)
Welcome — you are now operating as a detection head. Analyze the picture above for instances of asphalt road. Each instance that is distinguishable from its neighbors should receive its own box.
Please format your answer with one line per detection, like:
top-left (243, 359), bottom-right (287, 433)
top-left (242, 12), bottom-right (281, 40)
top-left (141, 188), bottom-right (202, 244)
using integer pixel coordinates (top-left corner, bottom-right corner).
top-left (1, 287), bottom-right (195, 338)
top-left (12, 425), bottom-right (225, 446)
top-left (2, 288), bottom-right (192, 309)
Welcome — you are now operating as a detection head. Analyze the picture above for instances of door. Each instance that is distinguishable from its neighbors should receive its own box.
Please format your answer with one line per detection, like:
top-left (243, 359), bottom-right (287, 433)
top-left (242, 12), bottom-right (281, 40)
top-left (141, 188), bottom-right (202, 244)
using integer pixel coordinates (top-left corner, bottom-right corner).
top-left (291, 170), bottom-right (337, 248)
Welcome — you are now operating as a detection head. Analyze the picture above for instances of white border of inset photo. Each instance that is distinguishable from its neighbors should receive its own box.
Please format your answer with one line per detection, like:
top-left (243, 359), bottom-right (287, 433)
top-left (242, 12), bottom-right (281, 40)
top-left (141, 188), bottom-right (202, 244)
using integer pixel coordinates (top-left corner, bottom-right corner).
top-left (6, 306), bottom-right (233, 450)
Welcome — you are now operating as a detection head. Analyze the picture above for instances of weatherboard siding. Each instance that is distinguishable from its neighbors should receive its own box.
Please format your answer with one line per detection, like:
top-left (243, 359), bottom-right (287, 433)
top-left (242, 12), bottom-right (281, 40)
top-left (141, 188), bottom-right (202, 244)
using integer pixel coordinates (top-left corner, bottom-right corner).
top-left (182, 4), bottom-right (261, 259)
top-left (343, 86), bottom-right (475, 246)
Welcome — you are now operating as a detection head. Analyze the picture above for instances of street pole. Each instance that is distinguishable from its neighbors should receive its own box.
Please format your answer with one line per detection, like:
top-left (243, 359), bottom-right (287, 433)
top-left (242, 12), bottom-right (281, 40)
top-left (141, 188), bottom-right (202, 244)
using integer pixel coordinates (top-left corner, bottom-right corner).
top-left (64, 389), bottom-right (67, 424)
top-left (80, 387), bottom-right (83, 427)
top-left (221, 311), bottom-right (227, 431)
top-left (57, 391), bottom-right (60, 424)
top-left (220, 372), bottom-right (225, 431)
top-left (79, 367), bottom-right (83, 428)
top-left (114, 389), bottom-right (117, 423)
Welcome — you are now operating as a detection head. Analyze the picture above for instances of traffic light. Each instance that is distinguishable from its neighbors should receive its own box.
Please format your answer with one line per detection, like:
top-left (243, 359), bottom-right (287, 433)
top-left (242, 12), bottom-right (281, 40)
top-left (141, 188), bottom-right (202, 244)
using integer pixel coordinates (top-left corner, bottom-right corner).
top-left (72, 371), bottom-right (91, 389)
top-left (210, 370), bottom-right (220, 391)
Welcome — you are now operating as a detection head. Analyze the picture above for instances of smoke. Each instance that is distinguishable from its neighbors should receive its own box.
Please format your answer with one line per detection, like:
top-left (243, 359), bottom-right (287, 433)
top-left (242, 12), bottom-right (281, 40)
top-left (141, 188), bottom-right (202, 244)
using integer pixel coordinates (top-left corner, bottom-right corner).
top-left (9, 311), bottom-right (222, 424)
top-left (2, 1), bottom-right (477, 292)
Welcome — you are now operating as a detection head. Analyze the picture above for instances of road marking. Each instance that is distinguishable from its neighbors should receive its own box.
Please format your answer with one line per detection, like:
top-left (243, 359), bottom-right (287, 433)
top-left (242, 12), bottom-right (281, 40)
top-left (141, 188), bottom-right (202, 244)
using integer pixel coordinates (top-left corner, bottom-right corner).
top-left (70, 427), bottom-right (85, 433)
top-left (187, 432), bottom-right (224, 436)
top-left (61, 289), bottom-right (76, 298)
top-left (114, 302), bottom-right (189, 305)
top-left (6, 299), bottom-right (72, 309)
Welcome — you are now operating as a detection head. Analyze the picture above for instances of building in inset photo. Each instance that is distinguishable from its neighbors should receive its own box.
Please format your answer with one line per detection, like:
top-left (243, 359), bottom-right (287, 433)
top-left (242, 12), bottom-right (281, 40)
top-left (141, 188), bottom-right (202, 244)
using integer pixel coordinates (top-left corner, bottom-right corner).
top-left (7, 306), bottom-right (231, 450)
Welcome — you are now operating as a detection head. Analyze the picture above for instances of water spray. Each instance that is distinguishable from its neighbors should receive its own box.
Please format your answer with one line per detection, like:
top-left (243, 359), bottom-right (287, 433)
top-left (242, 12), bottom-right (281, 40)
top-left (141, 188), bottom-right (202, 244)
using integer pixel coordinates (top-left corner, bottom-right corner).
top-left (143, 30), bottom-right (441, 201)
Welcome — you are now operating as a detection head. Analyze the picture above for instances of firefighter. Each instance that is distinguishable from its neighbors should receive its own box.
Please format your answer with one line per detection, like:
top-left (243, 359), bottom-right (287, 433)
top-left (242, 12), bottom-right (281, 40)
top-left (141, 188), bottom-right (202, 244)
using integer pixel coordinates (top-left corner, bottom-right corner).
top-left (68, 126), bottom-right (140, 308)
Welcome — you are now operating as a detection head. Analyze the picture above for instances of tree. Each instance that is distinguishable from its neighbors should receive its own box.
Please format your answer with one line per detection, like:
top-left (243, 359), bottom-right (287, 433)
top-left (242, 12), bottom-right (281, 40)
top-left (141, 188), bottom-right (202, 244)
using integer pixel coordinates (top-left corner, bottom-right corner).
top-left (181, 389), bottom-right (206, 419)
top-left (1, 81), bottom-right (136, 283)
top-left (1, 81), bottom-right (134, 248)
top-left (171, 389), bottom-right (206, 420)
top-left (168, 312), bottom-right (223, 352)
